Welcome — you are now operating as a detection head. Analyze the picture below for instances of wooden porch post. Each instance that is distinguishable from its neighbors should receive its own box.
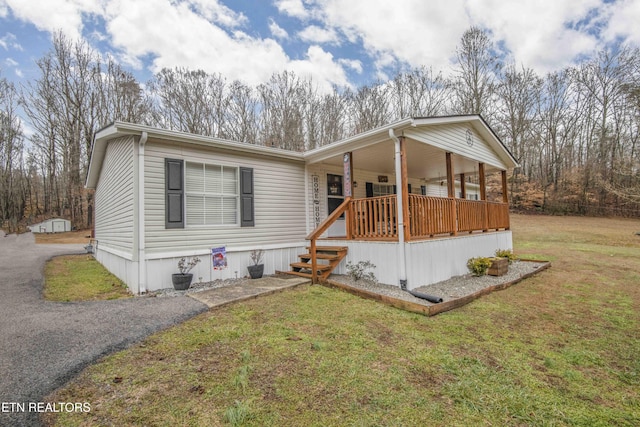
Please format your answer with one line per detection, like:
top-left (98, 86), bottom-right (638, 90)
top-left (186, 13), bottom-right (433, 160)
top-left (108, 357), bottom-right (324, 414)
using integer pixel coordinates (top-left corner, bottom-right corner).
top-left (502, 170), bottom-right (510, 230)
top-left (400, 137), bottom-right (410, 241)
top-left (501, 170), bottom-right (508, 203)
top-left (460, 173), bottom-right (466, 199)
top-left (479, 163), bottom-right (488, 231)
top-left (446, 152), bottom-right (455, 198)
top-left (446, 152), bottom-right (458, 236)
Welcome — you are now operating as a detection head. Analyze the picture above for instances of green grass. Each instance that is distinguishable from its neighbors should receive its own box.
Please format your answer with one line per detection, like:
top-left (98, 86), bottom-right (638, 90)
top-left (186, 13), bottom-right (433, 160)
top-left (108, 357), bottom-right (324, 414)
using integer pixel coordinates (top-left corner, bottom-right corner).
top-left (44, 255), bottom-right (131, 301)
top-left (44, 215), bottom-right (640, 426)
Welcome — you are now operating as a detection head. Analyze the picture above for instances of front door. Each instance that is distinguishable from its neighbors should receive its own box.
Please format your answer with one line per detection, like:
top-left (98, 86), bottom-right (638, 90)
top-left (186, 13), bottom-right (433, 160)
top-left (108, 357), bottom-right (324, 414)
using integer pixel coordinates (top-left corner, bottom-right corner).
top-left (327, 174), bottom-right (346, 237)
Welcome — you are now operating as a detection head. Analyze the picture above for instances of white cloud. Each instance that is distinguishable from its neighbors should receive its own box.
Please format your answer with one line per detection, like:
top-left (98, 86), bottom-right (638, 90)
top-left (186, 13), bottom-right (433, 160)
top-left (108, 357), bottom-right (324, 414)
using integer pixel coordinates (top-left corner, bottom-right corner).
top-left (308, 0), bottom-right (469, 75)
top-left (290, 45), bottom-right (351, 90)
top-left (602, 0), bottom-right (640, 46)
top-left (465, 0), bottom-right (602, 74)
top-left (339, 58), bottom-right (363, 74)
top-left (102, 0), bottom-right (349, 92)
top-left (298, 25), bottom-right (339, 44)
top-left (269, 18), bottom-right (289, 40)
top-left (3, 0), bottom-right (630, 95)
top-left (274, 0), bottom-right (309, 19)
top-left (303, 0), bottom-right (618, 76)
top-left (3, 0), bottom-right (103, 41)
top-left (0, 32), bottom-right (23, 50)
top-left (188, 0), bottom-right (248, 28)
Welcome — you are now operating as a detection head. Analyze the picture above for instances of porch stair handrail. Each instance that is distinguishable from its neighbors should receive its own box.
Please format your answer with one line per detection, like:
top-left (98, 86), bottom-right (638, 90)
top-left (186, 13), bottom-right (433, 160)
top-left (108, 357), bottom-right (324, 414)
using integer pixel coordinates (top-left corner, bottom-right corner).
top-left (306, 196), bottom-right (352, 283)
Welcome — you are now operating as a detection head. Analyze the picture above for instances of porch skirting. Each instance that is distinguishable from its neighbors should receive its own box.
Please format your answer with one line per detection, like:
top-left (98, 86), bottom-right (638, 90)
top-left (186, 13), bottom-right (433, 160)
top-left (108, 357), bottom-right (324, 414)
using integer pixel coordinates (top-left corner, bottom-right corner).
top-left (95, 243), bottom-right (306, 294)
top-left (327, 231), bottom-right (513, 289)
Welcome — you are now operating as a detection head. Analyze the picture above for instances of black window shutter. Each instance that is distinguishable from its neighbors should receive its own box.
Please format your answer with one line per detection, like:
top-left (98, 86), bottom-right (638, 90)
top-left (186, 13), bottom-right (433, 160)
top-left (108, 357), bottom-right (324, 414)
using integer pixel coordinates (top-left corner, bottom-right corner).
top-left (366, 182), bottom-right (373, 198)
top-left (421, 185), bottom-right (427, 195)
top-left (407, 183), bottom-right (412, 194)
top-left (240, 167), bottom-right (254, 227)
top-left (165, 158), bottom-right (184, 229)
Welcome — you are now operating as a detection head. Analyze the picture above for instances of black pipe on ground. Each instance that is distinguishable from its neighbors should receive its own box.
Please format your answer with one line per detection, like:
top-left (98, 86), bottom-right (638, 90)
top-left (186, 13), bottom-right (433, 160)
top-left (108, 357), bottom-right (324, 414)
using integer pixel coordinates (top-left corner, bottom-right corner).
top-left (400, 280), bottom-right (443, 303)
top-left (407, 289), bottom-right (443, 304)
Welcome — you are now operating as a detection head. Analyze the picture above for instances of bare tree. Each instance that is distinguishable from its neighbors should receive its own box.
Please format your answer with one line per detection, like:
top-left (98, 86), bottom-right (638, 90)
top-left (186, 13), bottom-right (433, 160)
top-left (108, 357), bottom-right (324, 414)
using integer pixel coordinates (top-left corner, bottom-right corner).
top-left (572, 46), bottom-right (639, 212)
top-left (257, 71), bottom-right (307, 150)
top-left (224, 80), bottom-right (259, 143)
top-left (21, 32), bottom-right (93, 226)
top-left (390, 66), bottom-right (449, 119)
top-left (0, 73), bottom-right (26, 231)
top-left (347, 82), bottom-right (390, 134)
top-left (317, 86), bottom-right (348, 146)
top-left (20, 31), bottom-right (150, 228)
top-left (95, 56), bottom-right (151, 125)
top-left (149, 68), bottom-right (228, 136)
top-left (451, 26), bottom-right (502, 117)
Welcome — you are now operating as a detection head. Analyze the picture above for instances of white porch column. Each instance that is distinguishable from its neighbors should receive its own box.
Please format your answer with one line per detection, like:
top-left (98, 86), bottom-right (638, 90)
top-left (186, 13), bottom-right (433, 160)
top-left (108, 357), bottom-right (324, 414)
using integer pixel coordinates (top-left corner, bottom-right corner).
top-left (390, 129), bottom-right (408, 287)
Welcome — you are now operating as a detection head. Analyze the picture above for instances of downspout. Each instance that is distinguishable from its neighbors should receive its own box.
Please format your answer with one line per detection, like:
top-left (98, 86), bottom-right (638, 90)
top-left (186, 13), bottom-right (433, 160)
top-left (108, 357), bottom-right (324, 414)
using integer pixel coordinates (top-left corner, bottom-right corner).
top-left (389, 129), bottom-right (408, 288)
top-left (137, 131), bottom-right (148, 294)
top-left (389, 128), bottom-right (442, 304)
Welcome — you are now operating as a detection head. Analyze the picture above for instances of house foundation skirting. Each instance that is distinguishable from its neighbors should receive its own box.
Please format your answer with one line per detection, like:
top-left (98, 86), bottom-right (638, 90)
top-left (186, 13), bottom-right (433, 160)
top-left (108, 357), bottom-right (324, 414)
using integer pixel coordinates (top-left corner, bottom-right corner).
top-left (327, 231), bottom-right (513, 289)
top-left (95, 243), bottom-right (307, 293)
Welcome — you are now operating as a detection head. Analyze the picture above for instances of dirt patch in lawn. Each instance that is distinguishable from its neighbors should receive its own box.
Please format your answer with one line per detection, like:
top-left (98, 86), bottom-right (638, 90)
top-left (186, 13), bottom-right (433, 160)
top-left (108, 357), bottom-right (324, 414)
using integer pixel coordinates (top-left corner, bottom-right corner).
top-left (34, 230), bottom-right (91, 244)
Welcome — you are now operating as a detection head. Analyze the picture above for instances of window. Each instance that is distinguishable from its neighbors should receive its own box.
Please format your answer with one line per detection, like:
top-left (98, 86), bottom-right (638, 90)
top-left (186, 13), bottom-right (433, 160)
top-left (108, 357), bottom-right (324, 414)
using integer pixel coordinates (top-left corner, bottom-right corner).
top-left (185, 162), bottom-right (238, 226)
top-left (371, 183), bottom-right (395, 196)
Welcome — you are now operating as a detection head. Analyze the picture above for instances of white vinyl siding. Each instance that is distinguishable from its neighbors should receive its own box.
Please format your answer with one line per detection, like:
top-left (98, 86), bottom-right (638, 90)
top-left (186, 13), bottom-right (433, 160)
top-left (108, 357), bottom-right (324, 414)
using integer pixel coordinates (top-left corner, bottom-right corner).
top-left (185, 162), bottom-right (238, 226)
top-left (144, 140), bottom-right (307, 254)
top-left (405, 124), bottom-right (505, 169)
top-left (94, 136), bottom-right (135, 254)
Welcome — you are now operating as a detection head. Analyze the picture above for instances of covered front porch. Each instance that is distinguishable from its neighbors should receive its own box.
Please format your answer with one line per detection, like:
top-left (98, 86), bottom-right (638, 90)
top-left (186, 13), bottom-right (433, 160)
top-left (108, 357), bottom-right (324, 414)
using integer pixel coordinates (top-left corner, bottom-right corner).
top-left (345, 192), bottom-right (509, 241)
top-left (298, 116), bottom-right (518, 286)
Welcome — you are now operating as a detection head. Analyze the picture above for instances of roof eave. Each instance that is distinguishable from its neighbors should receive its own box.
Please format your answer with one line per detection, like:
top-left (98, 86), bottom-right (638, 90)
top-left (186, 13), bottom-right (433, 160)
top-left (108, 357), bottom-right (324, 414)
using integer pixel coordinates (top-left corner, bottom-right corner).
top-left (85, 122), bottom-right (305, 189)
top-left (304, 118), bottom-right (414, 163)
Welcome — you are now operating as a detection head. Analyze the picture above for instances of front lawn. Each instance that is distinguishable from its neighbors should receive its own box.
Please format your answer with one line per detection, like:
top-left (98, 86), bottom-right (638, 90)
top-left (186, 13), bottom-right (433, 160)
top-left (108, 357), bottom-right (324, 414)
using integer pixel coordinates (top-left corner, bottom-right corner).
top-left (44, 214), bottom-right (640, 426)
top-left (44, 255), bottom-right (131, 301)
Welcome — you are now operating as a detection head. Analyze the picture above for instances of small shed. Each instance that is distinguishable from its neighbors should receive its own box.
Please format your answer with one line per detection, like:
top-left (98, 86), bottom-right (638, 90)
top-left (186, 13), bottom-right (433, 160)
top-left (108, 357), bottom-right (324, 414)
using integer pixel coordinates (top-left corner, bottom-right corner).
top-left (28, 218), bottom-right (72, 233)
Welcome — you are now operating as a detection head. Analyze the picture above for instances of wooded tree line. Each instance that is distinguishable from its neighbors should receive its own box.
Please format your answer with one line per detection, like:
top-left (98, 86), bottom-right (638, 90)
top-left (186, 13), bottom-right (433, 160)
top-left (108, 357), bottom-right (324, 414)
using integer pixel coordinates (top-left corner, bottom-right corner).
top-left (1, 28), bottom-right (639, 232)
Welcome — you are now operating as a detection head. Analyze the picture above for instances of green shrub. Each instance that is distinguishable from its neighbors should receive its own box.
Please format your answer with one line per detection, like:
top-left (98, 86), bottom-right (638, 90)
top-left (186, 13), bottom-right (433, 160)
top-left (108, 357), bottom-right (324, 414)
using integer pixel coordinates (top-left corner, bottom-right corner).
top-left (467, 257), bottom-right (492, 276)
top-left (495, 249), bottom-right (518, 264)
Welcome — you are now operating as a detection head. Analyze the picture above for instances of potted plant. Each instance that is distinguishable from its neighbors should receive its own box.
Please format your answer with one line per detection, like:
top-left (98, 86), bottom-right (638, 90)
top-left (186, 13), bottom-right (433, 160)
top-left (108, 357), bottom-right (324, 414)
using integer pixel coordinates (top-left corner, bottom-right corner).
top-left (247, 249), bottom-right (264, 279)
top-left (172, 256), bottom-right (201, 290)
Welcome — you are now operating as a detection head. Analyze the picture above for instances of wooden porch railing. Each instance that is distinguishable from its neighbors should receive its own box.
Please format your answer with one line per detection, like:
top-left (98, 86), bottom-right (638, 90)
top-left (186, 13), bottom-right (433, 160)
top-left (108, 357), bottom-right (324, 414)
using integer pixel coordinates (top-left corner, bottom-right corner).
top-left (408, 195), bottom-right (457, 237)
top-left (350, 195), bottom-right (398, 240)
top-left (457, 199), bottom-right (486, 233)
top-left (487, 201), bottom-right (510, 230)
top-left (346, 195), bottom-right (509, 240)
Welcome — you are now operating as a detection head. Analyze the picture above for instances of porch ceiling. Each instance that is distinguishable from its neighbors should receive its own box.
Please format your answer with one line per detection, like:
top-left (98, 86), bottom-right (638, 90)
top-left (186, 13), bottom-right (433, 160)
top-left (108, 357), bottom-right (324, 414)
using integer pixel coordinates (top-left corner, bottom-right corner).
top-left (315, 138), bottom-right (499, 180)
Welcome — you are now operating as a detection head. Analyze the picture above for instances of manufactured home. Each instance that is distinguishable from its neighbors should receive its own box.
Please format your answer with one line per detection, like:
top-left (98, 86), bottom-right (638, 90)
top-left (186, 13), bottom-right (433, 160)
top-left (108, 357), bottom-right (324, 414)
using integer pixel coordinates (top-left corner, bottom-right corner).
top-left (86, 115), bottom-right (517, 294)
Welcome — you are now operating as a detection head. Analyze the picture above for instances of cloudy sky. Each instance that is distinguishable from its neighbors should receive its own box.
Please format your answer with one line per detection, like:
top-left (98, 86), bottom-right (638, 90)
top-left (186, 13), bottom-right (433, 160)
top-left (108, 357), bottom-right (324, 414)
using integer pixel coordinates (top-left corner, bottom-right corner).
top-left (1, 0), bottom-right (639, 92)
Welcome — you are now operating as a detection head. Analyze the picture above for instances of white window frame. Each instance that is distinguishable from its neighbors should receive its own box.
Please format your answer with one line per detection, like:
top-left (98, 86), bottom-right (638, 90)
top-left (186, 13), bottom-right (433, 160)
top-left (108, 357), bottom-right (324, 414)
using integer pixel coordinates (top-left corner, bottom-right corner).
top-left (185, 161), bottom-right (239, 227)
top-left (372, 183), bottom-right (395, 197)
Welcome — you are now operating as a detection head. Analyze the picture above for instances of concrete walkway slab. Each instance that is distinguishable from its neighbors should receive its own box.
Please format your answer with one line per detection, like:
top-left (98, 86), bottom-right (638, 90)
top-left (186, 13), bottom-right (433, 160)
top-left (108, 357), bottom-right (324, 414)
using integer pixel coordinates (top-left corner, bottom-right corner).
top-left (188, 276), bottom-right (310, 308)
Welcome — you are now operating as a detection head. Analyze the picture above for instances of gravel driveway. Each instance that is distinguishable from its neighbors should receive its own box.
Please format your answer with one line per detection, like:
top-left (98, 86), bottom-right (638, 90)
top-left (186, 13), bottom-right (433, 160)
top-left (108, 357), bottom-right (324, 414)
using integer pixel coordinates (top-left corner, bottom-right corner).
top-left (0, 231), bottom-right (207, 427)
